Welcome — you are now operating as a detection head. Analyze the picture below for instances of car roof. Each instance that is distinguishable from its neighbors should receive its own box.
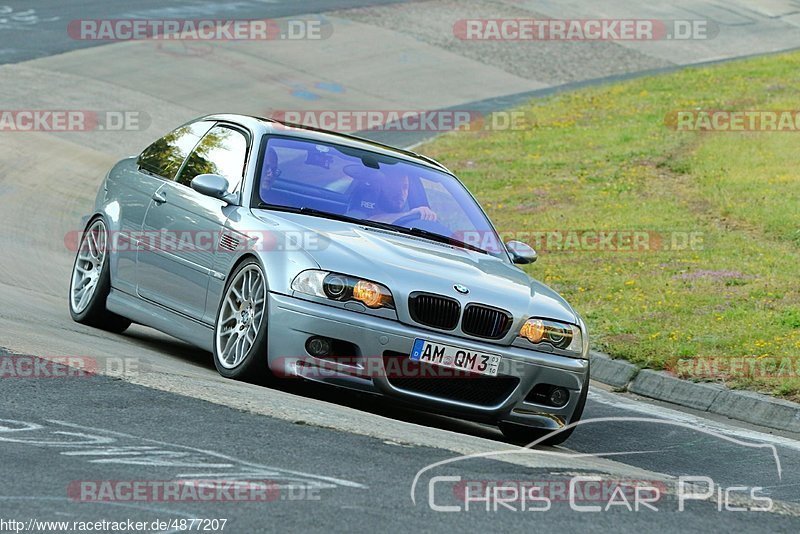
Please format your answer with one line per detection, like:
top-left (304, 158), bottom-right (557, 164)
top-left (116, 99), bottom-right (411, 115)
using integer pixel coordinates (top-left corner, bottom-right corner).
top-left (200, 113), bottom-right (452, 174)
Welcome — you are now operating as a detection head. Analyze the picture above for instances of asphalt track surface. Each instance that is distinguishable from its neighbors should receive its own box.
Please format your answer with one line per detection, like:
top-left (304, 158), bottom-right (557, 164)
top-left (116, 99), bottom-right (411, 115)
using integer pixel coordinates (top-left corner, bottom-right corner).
top-left (0, 0), bottom-right (406, 64)
top-left (2, 1), bottom-right (800, 532)
top-left (2, 359), bottom-right (800, 532)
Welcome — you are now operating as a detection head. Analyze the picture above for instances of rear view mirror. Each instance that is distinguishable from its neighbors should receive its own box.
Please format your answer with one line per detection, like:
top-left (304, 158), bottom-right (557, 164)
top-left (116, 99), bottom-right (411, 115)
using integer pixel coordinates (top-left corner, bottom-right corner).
top-left (506, 240), bottom-right (537, 264)
top-left (191, 174), bottom-right (236, 203)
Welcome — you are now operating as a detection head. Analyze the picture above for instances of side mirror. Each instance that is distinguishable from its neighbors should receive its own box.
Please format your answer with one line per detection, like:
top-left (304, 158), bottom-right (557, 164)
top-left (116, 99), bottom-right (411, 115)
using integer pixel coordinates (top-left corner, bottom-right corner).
top-left (506, 240), bottom-right (537, 264)
top-left (190, 174), bottom-right (236, 203)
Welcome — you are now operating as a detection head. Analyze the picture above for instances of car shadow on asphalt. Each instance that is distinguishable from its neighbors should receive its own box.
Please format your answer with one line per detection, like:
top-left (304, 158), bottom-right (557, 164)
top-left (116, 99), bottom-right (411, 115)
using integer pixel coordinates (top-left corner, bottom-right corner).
top-left (119, 326), bottom-right (520, 446)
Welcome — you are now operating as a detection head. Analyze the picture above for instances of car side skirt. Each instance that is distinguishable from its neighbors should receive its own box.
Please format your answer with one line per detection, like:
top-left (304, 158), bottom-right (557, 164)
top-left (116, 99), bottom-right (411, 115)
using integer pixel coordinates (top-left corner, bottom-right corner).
top-left (106, 288), bottom-right (213, 351)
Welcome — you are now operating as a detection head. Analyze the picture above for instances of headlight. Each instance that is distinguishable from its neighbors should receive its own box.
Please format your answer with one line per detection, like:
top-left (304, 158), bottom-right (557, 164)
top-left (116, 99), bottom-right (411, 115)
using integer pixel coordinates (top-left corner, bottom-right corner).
top-left (291, 270), bottom-right (395, 309)
top-left (520, 318), bottom-right (582, 353)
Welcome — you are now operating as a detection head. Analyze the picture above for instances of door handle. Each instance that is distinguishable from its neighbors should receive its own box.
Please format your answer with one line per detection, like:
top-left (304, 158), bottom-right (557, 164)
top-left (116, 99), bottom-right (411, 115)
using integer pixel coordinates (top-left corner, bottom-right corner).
top-left (151, 191), bottom-right (167, 204)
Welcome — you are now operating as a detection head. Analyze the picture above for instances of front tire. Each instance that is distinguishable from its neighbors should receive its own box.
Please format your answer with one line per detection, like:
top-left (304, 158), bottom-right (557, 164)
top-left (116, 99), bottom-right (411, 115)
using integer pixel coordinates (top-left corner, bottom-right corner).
top-left (68, 217), bottom-right (131, 333)
top-left (213, 258), bottom-right (269, 381)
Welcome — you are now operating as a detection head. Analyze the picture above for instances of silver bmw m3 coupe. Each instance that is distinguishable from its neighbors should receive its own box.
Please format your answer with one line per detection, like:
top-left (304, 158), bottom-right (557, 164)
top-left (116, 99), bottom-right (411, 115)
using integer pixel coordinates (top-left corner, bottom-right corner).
top-left (69, 114), bottom-right (589, 444)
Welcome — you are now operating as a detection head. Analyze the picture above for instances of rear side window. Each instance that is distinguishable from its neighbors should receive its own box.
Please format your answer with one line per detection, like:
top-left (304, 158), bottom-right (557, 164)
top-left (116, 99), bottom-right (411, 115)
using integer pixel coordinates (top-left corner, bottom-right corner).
top-left (137, 121), bottom-right (214, 179)
top-left (176, 125), bottom-right (248, 190)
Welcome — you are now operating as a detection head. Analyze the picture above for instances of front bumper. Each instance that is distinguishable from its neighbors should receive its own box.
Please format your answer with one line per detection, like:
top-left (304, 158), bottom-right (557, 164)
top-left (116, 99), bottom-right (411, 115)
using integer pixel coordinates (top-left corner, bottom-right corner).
top-left (266, 292), bottom-right (589, 430)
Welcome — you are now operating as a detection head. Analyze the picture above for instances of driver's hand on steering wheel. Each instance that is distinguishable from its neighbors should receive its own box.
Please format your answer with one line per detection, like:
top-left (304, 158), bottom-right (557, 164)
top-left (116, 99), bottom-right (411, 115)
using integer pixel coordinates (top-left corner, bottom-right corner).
top-left (411, 206), bottom-right (438, 221)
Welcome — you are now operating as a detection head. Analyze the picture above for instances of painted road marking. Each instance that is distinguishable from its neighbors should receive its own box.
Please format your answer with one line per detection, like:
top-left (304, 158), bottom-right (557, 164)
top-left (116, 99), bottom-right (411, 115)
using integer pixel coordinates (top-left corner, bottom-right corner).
top-left (588, 389), bottom-right (800, 453)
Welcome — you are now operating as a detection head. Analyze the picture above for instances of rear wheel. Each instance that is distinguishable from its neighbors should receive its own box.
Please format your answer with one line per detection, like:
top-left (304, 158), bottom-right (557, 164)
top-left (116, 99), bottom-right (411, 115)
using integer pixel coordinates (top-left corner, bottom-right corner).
top-left (68, 217), bottom-right (131, 333)
top-left (500, 377), bottom-right (589, 446)
top-left (213, 258), bottom-right (269, 382)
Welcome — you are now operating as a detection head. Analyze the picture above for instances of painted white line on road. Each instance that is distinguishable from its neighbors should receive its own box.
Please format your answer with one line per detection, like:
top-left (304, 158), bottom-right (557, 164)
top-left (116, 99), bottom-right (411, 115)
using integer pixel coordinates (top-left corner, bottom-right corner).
top-left (588, 389), bottom-right (800, 452)
top-left (48, 419), bottom-right (367, 489)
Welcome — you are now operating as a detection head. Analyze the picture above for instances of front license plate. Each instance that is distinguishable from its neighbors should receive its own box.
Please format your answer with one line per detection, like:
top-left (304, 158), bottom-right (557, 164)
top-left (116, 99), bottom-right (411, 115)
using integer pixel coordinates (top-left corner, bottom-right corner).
top-left (410, 339), bottom-right (500, 377)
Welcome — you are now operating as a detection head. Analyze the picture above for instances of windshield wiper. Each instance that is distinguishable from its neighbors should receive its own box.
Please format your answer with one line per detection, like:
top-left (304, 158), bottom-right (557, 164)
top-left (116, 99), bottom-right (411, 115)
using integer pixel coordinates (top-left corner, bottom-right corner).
top-left (255, 204), bottom-right (401, 231)
top-left (254, 203), bottom-right (353, 222)
top-left (254, 203), bottom-right (490, 255)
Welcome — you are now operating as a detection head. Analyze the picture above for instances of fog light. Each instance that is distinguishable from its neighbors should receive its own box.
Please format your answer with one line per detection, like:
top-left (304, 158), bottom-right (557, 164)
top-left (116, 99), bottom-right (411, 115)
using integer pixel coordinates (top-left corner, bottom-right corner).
top-left (549, 387), bottom-right (569, 407)
top-left (306, 337), bottom-right (332, 357)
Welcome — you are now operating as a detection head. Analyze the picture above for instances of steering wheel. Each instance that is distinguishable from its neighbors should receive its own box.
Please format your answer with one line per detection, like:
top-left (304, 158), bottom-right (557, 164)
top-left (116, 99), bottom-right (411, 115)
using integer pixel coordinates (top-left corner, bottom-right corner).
top-left (390, 211), bottom-right (422, 226)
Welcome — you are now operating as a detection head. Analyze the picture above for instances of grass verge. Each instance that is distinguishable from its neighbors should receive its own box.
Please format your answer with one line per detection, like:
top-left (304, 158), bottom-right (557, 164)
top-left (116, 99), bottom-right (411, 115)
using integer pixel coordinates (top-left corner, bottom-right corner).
top-left (421, 51), bottom-right (800, 400)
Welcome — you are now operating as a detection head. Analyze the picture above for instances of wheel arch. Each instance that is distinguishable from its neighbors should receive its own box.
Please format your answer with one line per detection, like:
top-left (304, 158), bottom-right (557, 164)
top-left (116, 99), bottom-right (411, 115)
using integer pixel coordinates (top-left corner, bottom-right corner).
top-left (225, 253), bottom-right (268, 288)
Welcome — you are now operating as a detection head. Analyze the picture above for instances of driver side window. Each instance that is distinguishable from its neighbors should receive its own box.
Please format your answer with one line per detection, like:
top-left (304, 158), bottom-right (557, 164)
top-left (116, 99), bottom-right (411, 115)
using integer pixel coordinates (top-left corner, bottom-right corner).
top-left (137, 121), bottom-right (214, 179)
top-left (176, 125), bottom-right (248, 191)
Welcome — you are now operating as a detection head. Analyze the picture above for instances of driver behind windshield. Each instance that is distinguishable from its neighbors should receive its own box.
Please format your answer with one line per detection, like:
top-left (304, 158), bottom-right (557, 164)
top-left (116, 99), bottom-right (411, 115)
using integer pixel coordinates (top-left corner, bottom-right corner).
top-left (367, 172), bottom-right (437, 224)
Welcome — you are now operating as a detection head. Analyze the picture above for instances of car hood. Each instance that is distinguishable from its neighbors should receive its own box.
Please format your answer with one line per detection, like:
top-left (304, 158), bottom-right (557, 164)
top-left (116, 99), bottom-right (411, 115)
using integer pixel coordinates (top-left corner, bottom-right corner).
top-left (252, 211), bottom-right (578, 324)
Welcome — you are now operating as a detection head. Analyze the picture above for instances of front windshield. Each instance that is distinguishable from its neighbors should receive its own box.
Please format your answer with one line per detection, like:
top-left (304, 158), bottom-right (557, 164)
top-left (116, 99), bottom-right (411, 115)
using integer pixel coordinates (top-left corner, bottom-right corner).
top-left (256, 136), bottom-right (506, 258)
